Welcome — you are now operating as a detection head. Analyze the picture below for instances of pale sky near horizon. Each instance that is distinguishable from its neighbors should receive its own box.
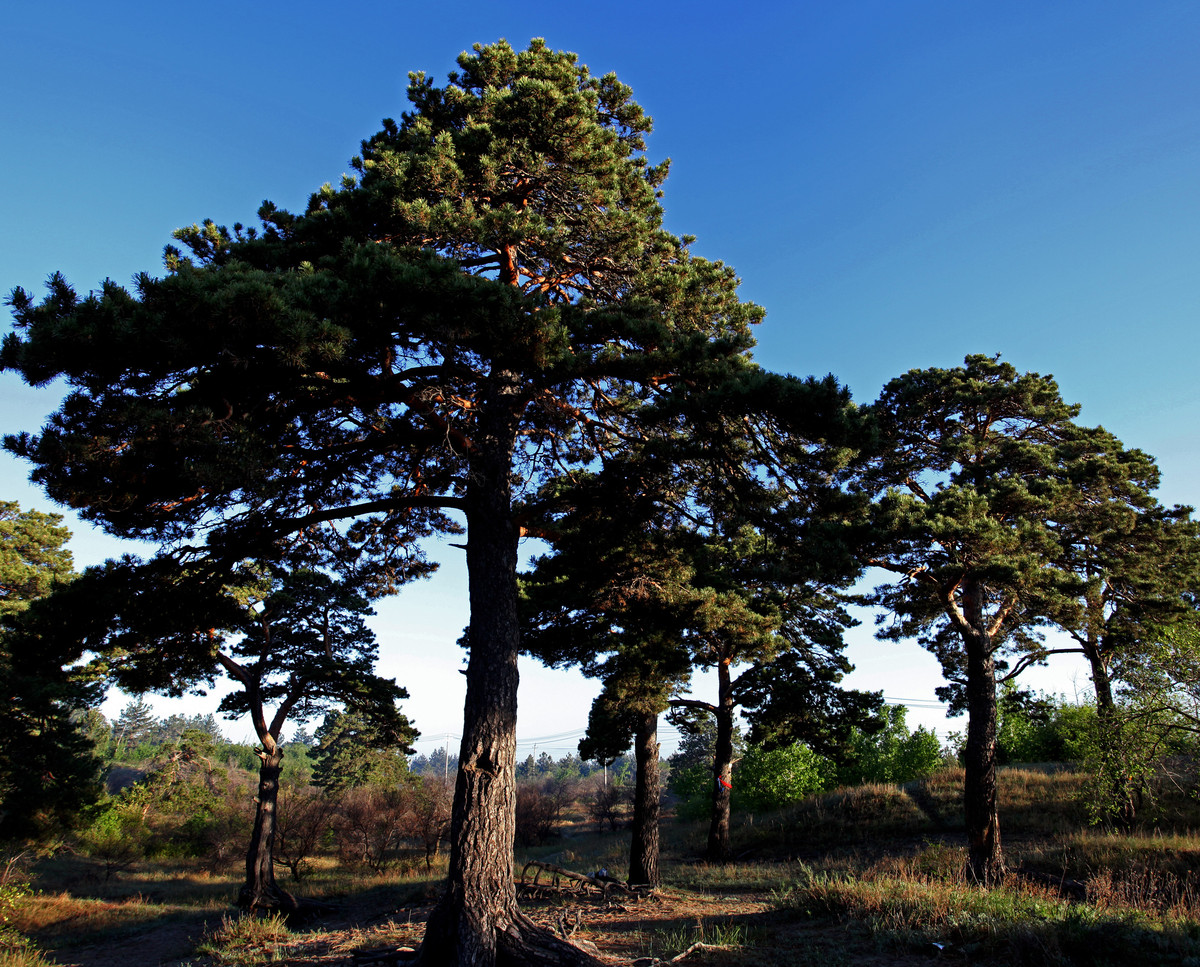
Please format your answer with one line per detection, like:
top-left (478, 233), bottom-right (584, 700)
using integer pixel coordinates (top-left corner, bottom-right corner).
top-left (3, 1), bottom-right (1199, 756)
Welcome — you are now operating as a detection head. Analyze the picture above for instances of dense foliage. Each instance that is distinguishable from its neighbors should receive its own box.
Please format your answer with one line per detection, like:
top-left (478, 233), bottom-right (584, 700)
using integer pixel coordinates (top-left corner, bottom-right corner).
top-left (0, 504), bottom-right (101, 839)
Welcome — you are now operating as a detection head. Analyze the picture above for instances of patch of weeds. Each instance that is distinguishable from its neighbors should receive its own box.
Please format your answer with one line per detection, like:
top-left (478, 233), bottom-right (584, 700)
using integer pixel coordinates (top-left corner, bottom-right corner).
top-left (666, 861), bottom-right (794, 894)
top-left (773, 865), bottom-right (1200, 965)
top-left (195, 912), bottom-right (294, 965)
top-left (0, 854), bottom-right (53, 967)
top-left (0, 948), bottom-right (56, 967)
top-left (644, 917), bottom-right (756, 958)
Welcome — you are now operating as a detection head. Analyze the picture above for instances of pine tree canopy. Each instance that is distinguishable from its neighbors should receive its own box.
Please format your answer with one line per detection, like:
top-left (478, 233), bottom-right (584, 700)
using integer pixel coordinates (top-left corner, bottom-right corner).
top-left (864, 354), bottom-right (1106, 692)
top-left (0, 39), bottom-right (769, 577)
top-left (0, 500), bottom-right (74, 617)
top-left (0, 502), bottom-right (99, 837)
top-left (0, 38), bottom-right (857, 962)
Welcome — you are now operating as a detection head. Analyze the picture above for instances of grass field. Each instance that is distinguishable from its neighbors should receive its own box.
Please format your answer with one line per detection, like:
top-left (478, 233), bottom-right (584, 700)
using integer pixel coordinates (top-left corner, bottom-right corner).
top-left (6, 765), bottom-right (1200, 965)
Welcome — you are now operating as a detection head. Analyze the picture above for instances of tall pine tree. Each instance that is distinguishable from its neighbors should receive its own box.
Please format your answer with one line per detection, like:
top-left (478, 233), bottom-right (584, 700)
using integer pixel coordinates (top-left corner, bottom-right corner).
top-left (861, 354), bottom-right (1113, 881)
top-left (2, 40), bottom-right (770, 964)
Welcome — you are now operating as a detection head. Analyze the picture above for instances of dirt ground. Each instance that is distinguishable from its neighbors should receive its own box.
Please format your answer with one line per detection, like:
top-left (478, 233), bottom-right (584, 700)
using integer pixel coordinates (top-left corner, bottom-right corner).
top-left (34, 884), bottom-right (935, 967)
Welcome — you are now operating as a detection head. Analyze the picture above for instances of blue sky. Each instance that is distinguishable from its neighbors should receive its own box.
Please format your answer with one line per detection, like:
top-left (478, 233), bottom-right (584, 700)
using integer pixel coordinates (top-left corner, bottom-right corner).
top-left (3, 1), bottom-right (1199, 752)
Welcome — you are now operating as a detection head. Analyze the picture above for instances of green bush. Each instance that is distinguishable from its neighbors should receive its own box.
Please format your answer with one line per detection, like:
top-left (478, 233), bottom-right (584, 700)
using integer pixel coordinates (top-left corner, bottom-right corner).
top-left (838, 706), bottom-right (944, 786)
top-left (995, 686), bottom-right (1098, 765)
top-left (734, 743), bottom-right (833, 812)
top-left (76, 804), bottom-right (149, 878)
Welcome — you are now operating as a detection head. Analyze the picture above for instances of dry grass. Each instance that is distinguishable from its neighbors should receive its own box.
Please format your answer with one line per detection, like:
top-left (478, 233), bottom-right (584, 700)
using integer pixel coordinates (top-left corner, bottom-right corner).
top-left (11, 765), bottom-right (1200, 965)
top-left (772, 844), bottom-right (1200, 965)
top-left (731, 782), bottom-right (929, 856)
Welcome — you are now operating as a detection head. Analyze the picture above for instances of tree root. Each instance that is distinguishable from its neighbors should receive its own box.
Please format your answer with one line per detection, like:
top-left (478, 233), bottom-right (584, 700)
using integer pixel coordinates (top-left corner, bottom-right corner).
top-left (496, 912), bottom-right (605, 967)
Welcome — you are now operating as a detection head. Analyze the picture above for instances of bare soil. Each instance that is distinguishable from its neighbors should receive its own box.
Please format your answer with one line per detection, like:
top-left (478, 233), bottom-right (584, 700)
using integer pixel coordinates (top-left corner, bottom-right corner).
top-left (33, 884), bottom-right (929, 966)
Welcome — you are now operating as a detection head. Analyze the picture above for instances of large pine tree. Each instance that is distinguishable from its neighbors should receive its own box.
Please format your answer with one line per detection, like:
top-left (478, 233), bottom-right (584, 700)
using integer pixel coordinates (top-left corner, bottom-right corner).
top-left (2, 40), bottom-right (767, 964)
top-left (862, 354), bottom-right (1112, 881)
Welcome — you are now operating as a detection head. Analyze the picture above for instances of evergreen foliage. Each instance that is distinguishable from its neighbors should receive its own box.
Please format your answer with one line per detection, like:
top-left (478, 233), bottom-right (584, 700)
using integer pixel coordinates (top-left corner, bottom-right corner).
top-left (0, 502), bottom-right (73, 617)
top-left (112, 697), bottom-right (157, 750)
top-left (311, 708), bottom-right (412, 791)
top-left (0, 38), bottom-right (776, 963)
top-left (860, 354), bottom-right (1150, 880)
top-left (0, 503), bottom-right (100, 839)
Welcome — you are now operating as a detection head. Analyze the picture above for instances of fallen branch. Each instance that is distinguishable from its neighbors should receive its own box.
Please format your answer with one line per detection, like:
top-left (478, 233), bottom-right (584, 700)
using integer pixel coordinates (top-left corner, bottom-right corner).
top-left (519, 860), bottom-right (650, 900)
top-left (632, 943), bottom-right (732, 966)
top-left (669, 943), bottom-right (729, 962)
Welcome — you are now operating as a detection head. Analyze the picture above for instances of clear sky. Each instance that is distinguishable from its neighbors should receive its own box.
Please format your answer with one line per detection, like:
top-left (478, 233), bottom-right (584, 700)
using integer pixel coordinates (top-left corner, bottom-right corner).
top-left (3, 1), bottom-right (1199, 755)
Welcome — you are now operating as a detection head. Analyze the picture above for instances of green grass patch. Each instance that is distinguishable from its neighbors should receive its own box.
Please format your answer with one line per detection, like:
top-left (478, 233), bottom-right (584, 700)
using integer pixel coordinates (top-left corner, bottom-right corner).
top-left (195, 912), bottom-right (294, 965)
top-left (772, 847), bottom-right (1200, 966)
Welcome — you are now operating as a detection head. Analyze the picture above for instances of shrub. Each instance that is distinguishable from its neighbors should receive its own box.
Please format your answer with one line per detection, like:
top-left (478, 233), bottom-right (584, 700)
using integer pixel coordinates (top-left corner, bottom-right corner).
top-left (838, 706), bottom-right (944, 786)
top-left (75, 805), bottom-right (149, 880)
top-left (274, 783), bottom-right (337, 881)
top-left (333, 787), bottom-right (409, 872)
top-left (994, 686), bottom-right (1098, 765)
top-left (734, 743), bottom-right (833, 812)
top-left (588, 779), bottom-right (628, 831)
top-left (404, 775), bottom-right (453, 869)
top-left (515, 785), bottom-right (559, 846)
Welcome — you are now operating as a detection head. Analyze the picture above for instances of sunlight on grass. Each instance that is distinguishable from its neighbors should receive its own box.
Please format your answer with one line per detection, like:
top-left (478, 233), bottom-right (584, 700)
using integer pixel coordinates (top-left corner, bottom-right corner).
top-left (641, 916), bottom-right (755, 959)
top-left (196, 912), bottom-right (293, 965)
top-left (772, 843), bottom-right (1200, 965)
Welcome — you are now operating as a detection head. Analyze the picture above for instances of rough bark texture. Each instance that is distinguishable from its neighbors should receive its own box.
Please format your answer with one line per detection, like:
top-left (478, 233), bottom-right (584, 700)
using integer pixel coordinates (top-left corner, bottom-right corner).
top-left (1085, 641), bottom-right (1115, 715)
top-left (962, 622), bottom-right (1004, 883)
top-left (239, 744), bottom-right (296, 911)
top-left (706, 661), bottom-right (735, 862)
top-left (629, 710), bottom-right (661, 887)
top-left (416, 378), bottom-right (603, 967)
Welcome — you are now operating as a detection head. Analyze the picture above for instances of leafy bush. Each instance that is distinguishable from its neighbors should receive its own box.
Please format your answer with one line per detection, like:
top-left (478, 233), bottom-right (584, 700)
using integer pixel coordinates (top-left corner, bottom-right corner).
top-left (75, 805), bottom-right (149, 879)
top-left (838, 706), bottom-right (945, 786)
top-left (665, 764), bottom-right (711, 821)
top-left (734, 743), bottom-right (833, 812)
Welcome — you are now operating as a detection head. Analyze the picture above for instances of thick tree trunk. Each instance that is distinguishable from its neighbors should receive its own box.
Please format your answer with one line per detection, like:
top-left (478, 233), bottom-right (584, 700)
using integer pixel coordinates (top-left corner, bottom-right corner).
top-left (962, 618), bottom-right (1004, 883)
top-left (706, 660), bottom-right (735, 862)
top-left (416, 379), bottom-right (602, 967)
top-left (1085, 642), bottom-right (1115, 716)
top-left (239, 743), bottom-right (296, 911)
top-left (629, 709), bottom-right (661, 887)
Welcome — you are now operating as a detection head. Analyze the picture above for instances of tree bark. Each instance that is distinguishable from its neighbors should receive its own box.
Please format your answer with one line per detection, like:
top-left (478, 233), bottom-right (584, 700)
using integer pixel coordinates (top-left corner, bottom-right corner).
top-left (629, 709), bottom-right (661, 887)
top-left (706, 659), bottom-right (735, 862)
top-left (1085, 640), bottom-right (1115, 716)
top-left (416, 376), bottom-right (602, 967)
top-left (239, 742), bottom-right (296, 911)
top-left (962, 582), bottom-right (1004, 882)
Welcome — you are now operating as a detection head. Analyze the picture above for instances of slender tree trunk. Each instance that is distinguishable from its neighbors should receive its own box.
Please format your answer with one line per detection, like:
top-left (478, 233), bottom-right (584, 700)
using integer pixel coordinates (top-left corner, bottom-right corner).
top-left (239, 742), bottom-right (295, 911)
top-left (629, 709), bottom-right (661, 887)
top-left (417, 378), bottom-right (602, 967)
top-left (961, 581), bottom-right (1004, 882)
top-left (706, 660), bottom-right (735, 862)
top-left (1085, 639), bottom-right (1137, 828)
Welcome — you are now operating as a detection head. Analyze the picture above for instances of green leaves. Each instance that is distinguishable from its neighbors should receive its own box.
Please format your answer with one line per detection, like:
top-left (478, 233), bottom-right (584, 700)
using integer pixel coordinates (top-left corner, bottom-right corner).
top-left (0, 501), bottom-right (74, 617)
